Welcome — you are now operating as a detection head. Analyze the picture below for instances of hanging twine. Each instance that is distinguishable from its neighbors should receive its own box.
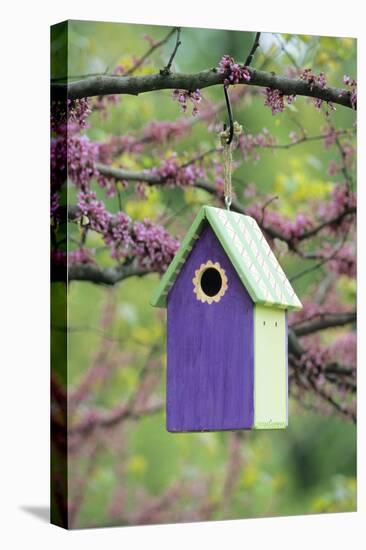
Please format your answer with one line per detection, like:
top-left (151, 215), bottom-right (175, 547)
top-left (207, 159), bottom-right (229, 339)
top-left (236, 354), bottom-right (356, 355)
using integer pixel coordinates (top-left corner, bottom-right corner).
top-left (219, 121), bottom-right (243, 210)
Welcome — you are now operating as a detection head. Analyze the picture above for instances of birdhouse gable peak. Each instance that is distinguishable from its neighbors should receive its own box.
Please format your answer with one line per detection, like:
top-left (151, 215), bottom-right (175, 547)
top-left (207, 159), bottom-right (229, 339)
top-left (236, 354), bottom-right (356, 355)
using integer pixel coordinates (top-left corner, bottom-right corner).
top-left (150, 205), bottom-right (302, 311)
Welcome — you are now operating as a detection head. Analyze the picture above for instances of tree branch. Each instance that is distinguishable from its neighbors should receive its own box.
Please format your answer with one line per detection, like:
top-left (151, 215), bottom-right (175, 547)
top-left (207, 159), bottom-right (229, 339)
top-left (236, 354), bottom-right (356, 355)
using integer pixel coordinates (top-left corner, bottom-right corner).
top-left (296, 207), bottom-right (356, 241)
top-left (71, 402), bottom-right (163, 438)
top-left (293, 311), bottom-right (356, 337)
top-left (95, 163), bottom-right (356, 246)
top-left (65, 262), bottom-right (151, 285)
top-left (52, 67), bottom-right (356, 109)
top-left (288, 328), bottom-right (304, 358)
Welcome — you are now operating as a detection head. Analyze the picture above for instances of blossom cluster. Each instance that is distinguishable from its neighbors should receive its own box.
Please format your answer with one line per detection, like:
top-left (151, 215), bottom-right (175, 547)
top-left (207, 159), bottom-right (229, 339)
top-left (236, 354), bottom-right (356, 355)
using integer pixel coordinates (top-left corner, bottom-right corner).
top-left (51, 247), bottom-right (96, 267)
top-left (51, 135), bottom-right (68, 191)
top-left (296, 331), bottom-right (356, 379)
top-left (327, 160), bottom-right (341, 177)
top-left (317, 184), bottom-right (356, 233)
top-left (152, 154), bottom-right (206, 187)
top-left (97, 135), bottom-right (144, 164)
top-left (92, 94), bottom-right (121, 119)
top-left (51, 132), bottom-right (119, 198)
top-left (298, 346), bottom-right (330, 376)
top-left (329, 332), bottom-right (356, 369)
top-left (172, 89), bottom-right (201, 116)
top-left (69, 248), bottom-right (96, 265)
top-left (264, 88), bottom-right (295, 115)
top-left (246, 202), bottom-right (313, 241)
top-left (322, 242), bottom-right (356, 278)
top-left (245, 183), bottom-right (355, 246)
top-left (97, 120), bottom-right (190, 164)
top-left (322, 125), bottom-right (338, 149)
top-left (51, 192), bottom-right (60, 217)
top-left (76, 191), bottom-right (179, 271)
top-left (218, 55), bottom-right (251, 86)
top-left (51, 98), bottom-right (97, 196)
top-left (343, 75), bottom-right (357, 109)
top-left (67, 136), bottom-right (100, 191)
top-left (300, 68), bottom-right (331, 110)
top-left (300, 68), bottom-right (327, 90)
top-left (239, 128), bottom-right (277, 161)
top-left (51, 98), bottom-right (92, 135)
top-left (90, 66), bottom-right (125, 118)
top-left (143, 120), bottom-right (190, 144)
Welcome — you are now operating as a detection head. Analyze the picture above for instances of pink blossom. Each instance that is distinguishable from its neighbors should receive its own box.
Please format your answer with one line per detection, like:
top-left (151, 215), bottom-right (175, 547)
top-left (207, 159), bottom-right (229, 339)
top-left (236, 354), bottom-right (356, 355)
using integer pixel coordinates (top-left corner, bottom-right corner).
top-left (342, 74), bottom-right (357, 108)
top-left (143, 120), bottom-right (189, 144)
top-left (327, 160), bottom-right (341, 176)
top-left (51, 192), bottom-right (60, 217)
top-left (172, 89), bottom-right (201, 115)
top-left (218, 55), bottom-right (251, 86)
top-left (98, 135), bottom-right (144, 164)
top-left (143, 34), bottom-right (159, 48)
top-left (114, 65), bottom-right (125, 75)
top-left (51, 98), bottom-right (91, 135)
top-left (322, 126), bottom-right (337, 149)
top-left (67, 136), bottom-right (99, 191)
top-left (239, 128), bottom-right (277, 161)
top-left (93, 94), bottom-right (121, 119)
top-left (153, 154), bottom-right (205, 187)
top-left (317, 185), bottom-right (356, 234)
top-left (77, 191), bottom-right (112, 233)
top-left (247, 203), bottom-right (312, 241)
top-left (75, 191), bottom-right (179, 272)
top-left (329, 332), bottom-right (356, 368)
top-left (300, 68), bottom-right (327, 90)
top-left (299, 346), bottom-right (329, 374)
top-left (300, 69), bottom-right (329, 110)
top-left (51, 135), bottom-right (67, 190)
top-left (326, 242), bottom-right (356, 278)
top-left (264, 88), bottom-right (285, 115)
top-left (313, 98), bottom-right (323, 110)
top-left (69, 248), bottom-right (95, 265)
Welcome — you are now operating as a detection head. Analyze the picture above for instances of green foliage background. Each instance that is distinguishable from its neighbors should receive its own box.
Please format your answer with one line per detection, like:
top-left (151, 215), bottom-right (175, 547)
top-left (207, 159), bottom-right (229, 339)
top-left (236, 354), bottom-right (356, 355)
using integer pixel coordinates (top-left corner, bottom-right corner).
top-left (53, 21), bottom-right (356, 527)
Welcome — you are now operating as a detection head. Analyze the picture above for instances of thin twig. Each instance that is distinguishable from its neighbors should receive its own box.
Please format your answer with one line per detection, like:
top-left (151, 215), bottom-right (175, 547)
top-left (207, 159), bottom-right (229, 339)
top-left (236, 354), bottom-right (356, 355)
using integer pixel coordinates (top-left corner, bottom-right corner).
top-left (260, 129), bottom-right (354, 150)
top-left (52, 27), bottom-right (177, 82)
top-left (260, 195), bottom-right (279, 225)
top-left (274, 34), bottom-right (300, 70)
top-left (290, 234), bottom-right (350, 283)
top-left (178, 147), bottom-right (220, 168)
top-left (244, 32), bottom-right (261, 66)
top-left (160, 27), bottom-right (181, 76)
top-left (125, 27), bottom-right (177, 76)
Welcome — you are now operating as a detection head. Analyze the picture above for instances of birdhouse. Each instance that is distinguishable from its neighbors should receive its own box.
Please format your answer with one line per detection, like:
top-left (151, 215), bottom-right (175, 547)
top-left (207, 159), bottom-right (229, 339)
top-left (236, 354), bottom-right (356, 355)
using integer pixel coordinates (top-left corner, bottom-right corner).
top-left (151, 206), bottom-right (302, 432)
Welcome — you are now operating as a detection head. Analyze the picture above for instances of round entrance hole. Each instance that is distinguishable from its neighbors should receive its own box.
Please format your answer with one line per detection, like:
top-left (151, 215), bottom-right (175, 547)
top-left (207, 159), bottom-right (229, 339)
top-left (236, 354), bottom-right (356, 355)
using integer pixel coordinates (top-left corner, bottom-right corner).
top-left (192, 260), bottom-right (228, 304)
top-left (200, 267), bottom-right (223, 297)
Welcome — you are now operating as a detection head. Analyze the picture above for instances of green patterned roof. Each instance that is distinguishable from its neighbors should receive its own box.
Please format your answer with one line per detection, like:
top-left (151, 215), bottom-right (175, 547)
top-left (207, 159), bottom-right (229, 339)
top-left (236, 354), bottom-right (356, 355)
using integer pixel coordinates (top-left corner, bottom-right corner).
top-left (151, 205), bottom-right (302, 310)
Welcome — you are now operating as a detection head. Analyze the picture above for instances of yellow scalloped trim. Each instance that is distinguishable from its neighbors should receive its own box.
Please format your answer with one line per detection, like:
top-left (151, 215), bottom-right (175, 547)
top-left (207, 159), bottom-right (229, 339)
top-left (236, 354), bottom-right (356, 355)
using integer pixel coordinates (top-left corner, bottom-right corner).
top-left (192, 260), bottom-right (228, 304)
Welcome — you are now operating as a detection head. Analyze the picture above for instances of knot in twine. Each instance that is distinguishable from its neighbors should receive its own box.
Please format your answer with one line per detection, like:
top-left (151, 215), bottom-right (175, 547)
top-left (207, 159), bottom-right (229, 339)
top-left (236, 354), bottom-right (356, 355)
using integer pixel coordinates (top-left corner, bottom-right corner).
top-left (219, 121), bottom-right (242, 210)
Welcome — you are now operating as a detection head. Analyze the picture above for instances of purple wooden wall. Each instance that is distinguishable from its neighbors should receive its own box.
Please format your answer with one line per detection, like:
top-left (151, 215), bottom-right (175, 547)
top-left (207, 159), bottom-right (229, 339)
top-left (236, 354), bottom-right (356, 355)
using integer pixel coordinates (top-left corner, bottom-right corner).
top-left (167, 224), bottom-right (254, 432)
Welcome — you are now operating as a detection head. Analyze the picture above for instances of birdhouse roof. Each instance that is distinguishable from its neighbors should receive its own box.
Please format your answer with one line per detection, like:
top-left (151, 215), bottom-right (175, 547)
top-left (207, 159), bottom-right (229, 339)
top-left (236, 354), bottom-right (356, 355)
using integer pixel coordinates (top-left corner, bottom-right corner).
top-left (151, 205), bottom-right (302, 311)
